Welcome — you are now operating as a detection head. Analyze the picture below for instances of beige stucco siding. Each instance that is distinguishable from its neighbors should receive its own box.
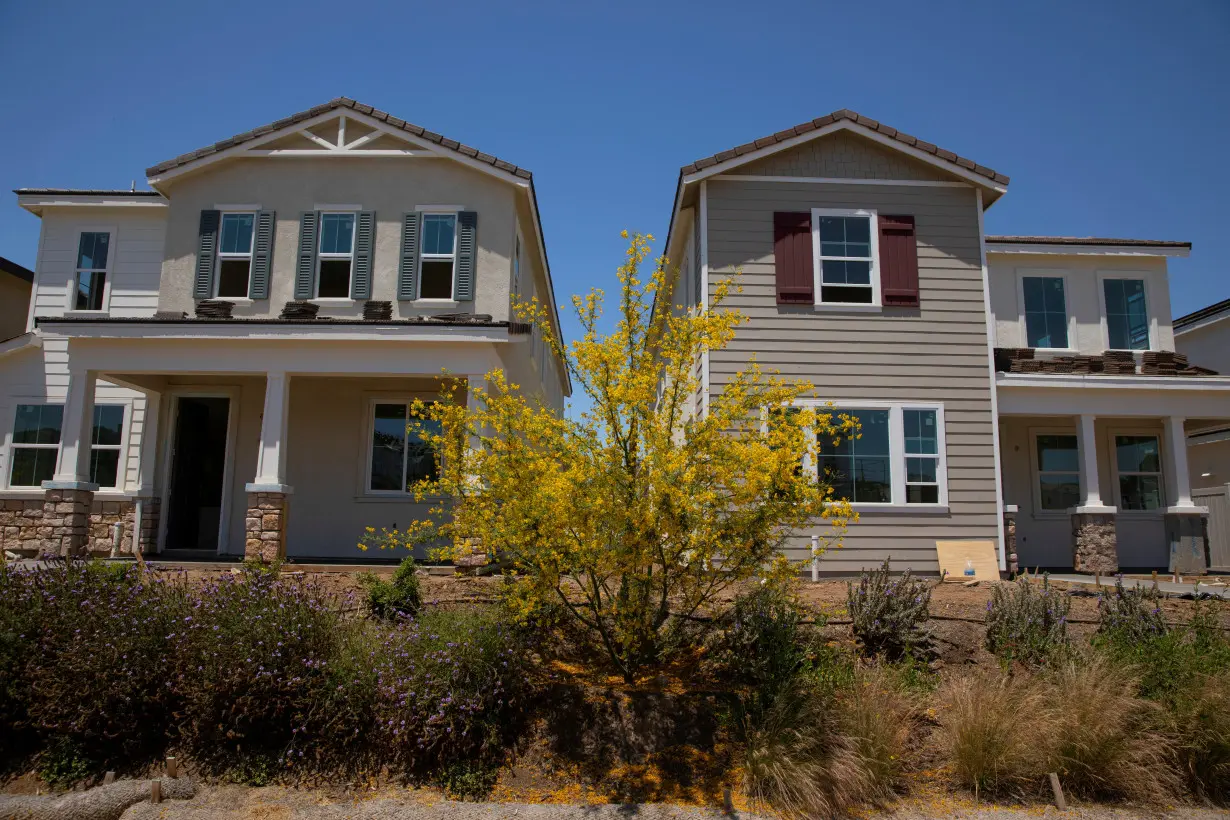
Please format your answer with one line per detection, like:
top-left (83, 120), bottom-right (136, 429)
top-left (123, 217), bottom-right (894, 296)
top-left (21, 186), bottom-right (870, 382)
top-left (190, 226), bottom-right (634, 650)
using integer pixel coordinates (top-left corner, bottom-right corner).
top-left (705, 179), bottom-right (998, 573)
top-left (158, 158), bottom-right (517, 321)
top-left (988, 252), bottom-right (1174, 354)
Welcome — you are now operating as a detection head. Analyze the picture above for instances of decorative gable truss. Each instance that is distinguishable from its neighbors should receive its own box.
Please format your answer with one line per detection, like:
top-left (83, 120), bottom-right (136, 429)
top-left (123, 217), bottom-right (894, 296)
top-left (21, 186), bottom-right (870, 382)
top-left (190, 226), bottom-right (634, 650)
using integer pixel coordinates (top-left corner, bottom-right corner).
top-left (248, 112), bottom-right (434, 157)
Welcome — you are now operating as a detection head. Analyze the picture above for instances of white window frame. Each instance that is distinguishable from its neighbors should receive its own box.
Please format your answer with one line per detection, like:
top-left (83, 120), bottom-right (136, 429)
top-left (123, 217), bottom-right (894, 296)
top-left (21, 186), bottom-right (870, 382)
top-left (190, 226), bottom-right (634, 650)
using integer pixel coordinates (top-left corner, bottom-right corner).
top-left (360, 395), bottom-right (444, 498)
top-left (1016, 269), bottom-right (1077, 352)
top-left (1097, 271), bottom-right (1157, 352)
top-left (215, 211), bottom-right (257, 300)
top-left (89, 404), bottom-right (127, 490)
top-left (5, 403), bottom-right (63, 489)
top-left (67, 227), bottom-right (116, 313)
top-left (1107, 427), bottom-right (1165, 515)
top-left (788, 399), bottom-right (948, 511)
top-left (417, 211), bottom-right (460, 302)
top-left (1028, 427), bottom-right (1081, 517)
top-left (315, 211), bottom-right (356, 300)
top-left (810, 208), bottom-right (881, 310)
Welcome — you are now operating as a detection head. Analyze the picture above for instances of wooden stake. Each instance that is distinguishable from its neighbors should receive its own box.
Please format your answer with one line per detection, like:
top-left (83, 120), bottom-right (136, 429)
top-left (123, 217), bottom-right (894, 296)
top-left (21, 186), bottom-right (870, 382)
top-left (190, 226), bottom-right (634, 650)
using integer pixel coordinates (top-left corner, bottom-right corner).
top-left (1094, 571), bottom-right (1100, 589)
top-left (1048, 772), bottom-right (1066, 810)
top-left (103, 771), bottom-right (115, 785)
top-left (723, 787), bottom-right (733, 812)
top-left (166, 756), bottom-right (178, 778)
top-left (151, 780), bottom-right (162, 804)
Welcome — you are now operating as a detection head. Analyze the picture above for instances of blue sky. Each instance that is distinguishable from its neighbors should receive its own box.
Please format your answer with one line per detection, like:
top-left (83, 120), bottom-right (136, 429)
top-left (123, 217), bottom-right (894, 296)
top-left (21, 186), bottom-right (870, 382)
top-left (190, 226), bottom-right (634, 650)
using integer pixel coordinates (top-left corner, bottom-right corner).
top-left (1, 0), bottom-right (1227, 346)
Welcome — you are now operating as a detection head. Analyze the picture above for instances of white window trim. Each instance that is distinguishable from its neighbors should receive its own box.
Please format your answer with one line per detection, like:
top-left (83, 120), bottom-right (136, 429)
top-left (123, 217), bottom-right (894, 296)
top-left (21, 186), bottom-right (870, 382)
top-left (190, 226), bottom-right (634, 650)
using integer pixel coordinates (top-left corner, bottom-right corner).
top-left (359, 394), bottom-right (444, 498)
top-left (1028, 426), bottom-right (1081, 518)
top-left (1016, 269), bottom-right (1078, 353)
top-left (417, 211), bottom-right (459, 301)
top-left (1096, 271), bottom-right (1157, 352)
top-left (810, 208), bottom-right (881, 310)
top-left (315, 211), bottom-right (356, 299)
top-left (5, 403), bottom-right (62, 490)
top-left (66, 226), bottom-right (116, 314)
top-left (788, 399), bottom-right (948, 512)
top-left (1107, 426), bottom-right (1165, 515)
top-left (215, 211), bottom-right (256, 300)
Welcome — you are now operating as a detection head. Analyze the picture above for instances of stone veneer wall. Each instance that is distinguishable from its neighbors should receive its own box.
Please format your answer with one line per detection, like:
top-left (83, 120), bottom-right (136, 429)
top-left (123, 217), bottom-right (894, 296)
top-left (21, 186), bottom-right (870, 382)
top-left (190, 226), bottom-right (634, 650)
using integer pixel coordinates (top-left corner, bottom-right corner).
top-left (0, 497), bottom-right (159, 557)
top-left (245, 492), bottom-right (289, 563)
top-left (1072, 512), bottom-right (1118, 574)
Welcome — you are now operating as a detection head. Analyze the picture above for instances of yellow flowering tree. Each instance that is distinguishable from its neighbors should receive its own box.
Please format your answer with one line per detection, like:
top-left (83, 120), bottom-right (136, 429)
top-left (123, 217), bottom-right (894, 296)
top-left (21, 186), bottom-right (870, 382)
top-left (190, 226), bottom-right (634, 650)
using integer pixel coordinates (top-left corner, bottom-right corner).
top-left (370, 233), bottom-right (856, 681)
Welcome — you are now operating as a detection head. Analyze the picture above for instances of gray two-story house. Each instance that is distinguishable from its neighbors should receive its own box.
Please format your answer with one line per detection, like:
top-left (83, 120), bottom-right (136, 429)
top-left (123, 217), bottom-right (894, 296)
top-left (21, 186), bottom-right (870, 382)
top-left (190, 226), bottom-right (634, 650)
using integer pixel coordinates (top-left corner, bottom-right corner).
top-left (661, 110), bottom-right (1230, 575)
top-left (0, 98), bottom-right (568, 562)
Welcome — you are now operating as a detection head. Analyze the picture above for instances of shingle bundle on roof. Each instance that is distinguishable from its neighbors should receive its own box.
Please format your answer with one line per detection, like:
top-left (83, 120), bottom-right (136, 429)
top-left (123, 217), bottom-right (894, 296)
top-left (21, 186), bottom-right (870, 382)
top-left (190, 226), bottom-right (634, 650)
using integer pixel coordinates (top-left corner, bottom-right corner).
top-left (194, 300), bottom-right (234, 319)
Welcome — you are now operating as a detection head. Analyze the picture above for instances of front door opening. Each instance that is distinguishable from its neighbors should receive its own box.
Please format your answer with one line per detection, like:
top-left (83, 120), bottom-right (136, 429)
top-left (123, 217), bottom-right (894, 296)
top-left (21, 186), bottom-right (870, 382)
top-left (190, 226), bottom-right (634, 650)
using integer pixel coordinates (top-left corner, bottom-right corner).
top-left (165, 396), bottom-right (229, 551)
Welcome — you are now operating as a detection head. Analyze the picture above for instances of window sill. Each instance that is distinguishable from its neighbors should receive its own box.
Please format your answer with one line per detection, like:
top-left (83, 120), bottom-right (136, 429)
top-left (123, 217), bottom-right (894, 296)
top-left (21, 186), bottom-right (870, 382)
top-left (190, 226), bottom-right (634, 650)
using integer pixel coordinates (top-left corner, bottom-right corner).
top-left (406, 299), bottom-right (461, 307)
top-left (354, 493), bottom-right (447, 504)
top-left (1029, 348), bottom-right (1080, 355)
top-left (811, 303), bottom-right (883, 314)
top-left (845, 504), bottom-right (950, 515)
top-left (312, 298), bottom-right (358, 304)
top-left (216, 297), bottom-right (255, 304)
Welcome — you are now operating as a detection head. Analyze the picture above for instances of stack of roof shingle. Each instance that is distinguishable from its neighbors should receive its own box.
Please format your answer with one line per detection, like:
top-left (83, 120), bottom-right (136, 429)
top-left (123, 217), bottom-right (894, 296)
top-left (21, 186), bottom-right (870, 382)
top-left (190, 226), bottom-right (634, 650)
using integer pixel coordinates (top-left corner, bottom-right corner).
top-left (1141, 351), bottom-right (1180, 375)
top-left (363, 300), bottom-right (392, 321)
top-left (194, 300), bottom-right (234, 319)
top-left (1101, 351), bottom-right (1136, 375)
top-left (280, 301), bottom-right (320, 320)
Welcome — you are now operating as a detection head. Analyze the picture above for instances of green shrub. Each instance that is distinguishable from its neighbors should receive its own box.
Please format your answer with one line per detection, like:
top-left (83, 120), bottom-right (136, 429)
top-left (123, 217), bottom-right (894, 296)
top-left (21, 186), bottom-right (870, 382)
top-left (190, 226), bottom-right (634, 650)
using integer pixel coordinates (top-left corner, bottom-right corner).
top-left (705, 584), bottom-right (812, 696)
top-left (846, 560), bottom-right (932, 661)
top-left (438, 760), bottom-right (501, 800)
top-left (985, 576), bottom-right (1070, 666)
top-left (359, 556), bottom-right (423, 620)
top-left (22, 561), bottom-right (187, 774)
top-left (1097, 577), bottom-right (1166, 643)
top-left (0, 564), bottom-right (42, 765)
top-left (37, 737), bottom-right (92, 789)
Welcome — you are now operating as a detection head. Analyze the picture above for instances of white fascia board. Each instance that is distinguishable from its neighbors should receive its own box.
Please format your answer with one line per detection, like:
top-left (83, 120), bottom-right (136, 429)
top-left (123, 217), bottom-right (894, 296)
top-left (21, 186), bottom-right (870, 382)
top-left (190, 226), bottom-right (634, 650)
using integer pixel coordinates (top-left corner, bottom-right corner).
top-left (996, 372), bottom-right (1230, 390)
top-left (679, 120), bottom-right (1007, 194)
top-left (987, 244), bottom-right (1190, 258)
top-left (18, 195), bottom-right (168, 215)
top-left (0, 331), bottom-right (40, 359)
top-left (1174, 310), bottom-right (1230, 337)
top-left (996, 374), bottom-right (1230, 418)
top-left (37, 321), bottom-right (513, 344)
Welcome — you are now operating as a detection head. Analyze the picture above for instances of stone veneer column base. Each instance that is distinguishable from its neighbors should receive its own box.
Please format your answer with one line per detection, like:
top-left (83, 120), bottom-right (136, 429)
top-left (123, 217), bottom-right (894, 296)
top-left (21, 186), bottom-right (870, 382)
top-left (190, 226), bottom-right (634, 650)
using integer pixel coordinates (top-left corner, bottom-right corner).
top-left (42, 487), bottom-right (95, 557)
top-left (133, 498), bottom-right (161, 555)
top-left (1071, 510), bottom-right (1117, 574)
top-left (1003, 505), bottom-right (1019, 576)
top-left (1166, 509), bottom-right (1210, 576)
top-left (245, 491), bottom-right (290, 563)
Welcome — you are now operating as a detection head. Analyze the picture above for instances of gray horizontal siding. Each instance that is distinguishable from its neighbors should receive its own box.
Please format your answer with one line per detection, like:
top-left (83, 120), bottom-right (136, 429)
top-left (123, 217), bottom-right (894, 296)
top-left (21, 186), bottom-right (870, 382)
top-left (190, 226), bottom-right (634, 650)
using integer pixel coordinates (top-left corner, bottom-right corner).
top-left (706, 178), bottom-right (998, 573)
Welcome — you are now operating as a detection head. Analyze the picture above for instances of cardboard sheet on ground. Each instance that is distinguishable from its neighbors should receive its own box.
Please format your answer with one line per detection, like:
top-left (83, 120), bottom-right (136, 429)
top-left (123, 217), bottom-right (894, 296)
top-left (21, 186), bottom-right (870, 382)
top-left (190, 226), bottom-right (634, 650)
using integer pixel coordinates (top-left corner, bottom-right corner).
top-left (935, 540), bottom-right (1000, 582)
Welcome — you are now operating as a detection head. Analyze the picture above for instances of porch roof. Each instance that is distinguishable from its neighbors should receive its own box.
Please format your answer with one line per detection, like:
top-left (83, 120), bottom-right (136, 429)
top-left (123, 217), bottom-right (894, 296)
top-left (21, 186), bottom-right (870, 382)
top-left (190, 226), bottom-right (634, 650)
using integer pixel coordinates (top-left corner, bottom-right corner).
top-left (996, 371), bottom-right (1230, 417)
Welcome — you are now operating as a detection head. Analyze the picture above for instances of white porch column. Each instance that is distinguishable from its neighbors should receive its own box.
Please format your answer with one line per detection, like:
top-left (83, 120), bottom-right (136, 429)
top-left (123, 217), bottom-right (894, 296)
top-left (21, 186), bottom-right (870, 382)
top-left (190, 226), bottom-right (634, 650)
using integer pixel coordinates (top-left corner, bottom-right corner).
top-left (132, 390), bottom-right (162, 555)
top-left (251, 372), bottom-right (291, 489)
top-left (49, 369), bottom-right (99, 488)
top-left (1163, 416), bottom-right (1194, 508)
top-left (1075, 414), bottom-right (1108, 510)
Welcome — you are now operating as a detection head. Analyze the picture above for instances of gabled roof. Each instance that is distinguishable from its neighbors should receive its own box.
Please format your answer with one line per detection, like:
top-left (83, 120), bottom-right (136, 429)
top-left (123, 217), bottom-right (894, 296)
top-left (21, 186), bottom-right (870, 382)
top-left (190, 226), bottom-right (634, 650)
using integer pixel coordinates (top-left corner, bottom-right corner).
top-left (679, 108), bottom-right (1009, 186)
top-left (1174, 298), bottom-right (1230, 333)
top-left (0, 255), bottom-right (34, 284)
top-left (145, 97), bottom-right (533, 180)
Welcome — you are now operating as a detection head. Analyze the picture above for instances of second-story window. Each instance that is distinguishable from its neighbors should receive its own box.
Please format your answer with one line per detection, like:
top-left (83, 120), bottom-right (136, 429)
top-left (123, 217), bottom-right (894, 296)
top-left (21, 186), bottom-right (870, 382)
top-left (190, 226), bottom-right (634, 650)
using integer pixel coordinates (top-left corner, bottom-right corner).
top-left (1022, 276), bottom-right (1068, 349)
top-left (317, 213), bottom-right (355, 298)
top-left (217, 213), bottom-right (255, 298)
top-left (75, 232), bottom-right (110, 311)
top-left (814, 211), bottom-right (876, 305)
top-left (419, 214), bottom-right (457, 299)
top-left (1104, 278), bottom-right (1150, 350)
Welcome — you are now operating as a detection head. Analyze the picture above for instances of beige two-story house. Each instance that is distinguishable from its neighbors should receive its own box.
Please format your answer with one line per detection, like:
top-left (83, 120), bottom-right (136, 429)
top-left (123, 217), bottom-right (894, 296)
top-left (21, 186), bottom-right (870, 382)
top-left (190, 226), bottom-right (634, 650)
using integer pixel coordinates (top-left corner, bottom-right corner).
top-left (661, 110), bottom-right (1230, 575)
top-left (0, 98), bottom-right (568, 562)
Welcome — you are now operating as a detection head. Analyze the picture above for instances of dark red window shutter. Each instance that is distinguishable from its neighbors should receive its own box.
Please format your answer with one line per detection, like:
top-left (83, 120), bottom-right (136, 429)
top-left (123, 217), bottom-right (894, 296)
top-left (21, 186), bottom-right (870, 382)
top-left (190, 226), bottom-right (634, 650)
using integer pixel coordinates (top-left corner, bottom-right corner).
top-left (879, 214), bottom-right (919, 307)
top-left (773, 211), bottom-right (814, 305)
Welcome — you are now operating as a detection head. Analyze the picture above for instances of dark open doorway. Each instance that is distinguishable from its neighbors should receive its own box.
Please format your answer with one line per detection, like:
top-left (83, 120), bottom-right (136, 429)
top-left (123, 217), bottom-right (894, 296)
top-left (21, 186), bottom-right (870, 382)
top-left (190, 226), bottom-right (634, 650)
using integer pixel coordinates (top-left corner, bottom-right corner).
top-left (164, 396), bottom-right (230, 552)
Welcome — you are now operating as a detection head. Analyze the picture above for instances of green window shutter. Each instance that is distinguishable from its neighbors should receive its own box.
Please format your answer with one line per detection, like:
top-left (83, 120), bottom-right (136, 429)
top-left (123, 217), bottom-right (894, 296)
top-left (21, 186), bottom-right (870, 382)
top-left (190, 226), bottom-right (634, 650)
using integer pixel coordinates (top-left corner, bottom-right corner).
top-left (397, 212), bottom-right (421, 300)
top-left (295, 211), bottom-right (320, 300)
top-left (455, 210), bottom-right (477, 302)
top-left (194, 210), bottom-right (220, 299)
top-left (352, 211), bottom-right (375, 299)
top-left (250, 210), bottom-right (276, 300)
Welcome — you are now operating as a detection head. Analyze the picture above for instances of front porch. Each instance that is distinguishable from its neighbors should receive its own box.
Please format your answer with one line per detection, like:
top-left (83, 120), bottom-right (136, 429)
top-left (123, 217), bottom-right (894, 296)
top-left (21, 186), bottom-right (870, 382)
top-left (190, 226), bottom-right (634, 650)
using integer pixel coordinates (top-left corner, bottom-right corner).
top-left (997, 371), bottom-right (1230, 573)
top-left (22, 319), bottom-right (514, 562)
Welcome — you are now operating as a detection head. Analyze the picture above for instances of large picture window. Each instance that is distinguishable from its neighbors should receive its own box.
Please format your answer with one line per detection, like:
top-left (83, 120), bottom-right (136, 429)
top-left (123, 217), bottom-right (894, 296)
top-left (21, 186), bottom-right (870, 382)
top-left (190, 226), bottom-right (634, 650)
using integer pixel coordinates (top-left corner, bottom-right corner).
top-left (419, 213), bottom-right (457, 299)
top-left (216, 213), bottom-right (255, 298)
top-left (808, 402), bottom-right (947, 507)
top-left (1115, 434), bottom-right (1163, 511)
top-left (368, 402), bottom-right (441, 493)
top-left (812, 210), bottom-right (877, 305)
top-left (1022, 276), bottom-right (1069, 349)
top-left (317, 213), bottom-right (355, 298)
top-left (1103, 278), bottom-right (1150, 351)
top-left (1034, 434), bottom-right (1080, 511)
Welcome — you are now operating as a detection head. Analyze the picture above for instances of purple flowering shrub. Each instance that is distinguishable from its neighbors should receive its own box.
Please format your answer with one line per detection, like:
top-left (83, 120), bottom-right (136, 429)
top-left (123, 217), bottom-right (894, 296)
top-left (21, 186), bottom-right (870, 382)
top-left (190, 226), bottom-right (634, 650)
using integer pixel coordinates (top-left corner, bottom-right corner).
top-left (846, 560), bottom-right (933, 661)
top-left (18, 560), bottom-right (188, 773)
top-left (0, 563), bottom-right (43, 764)
top-left (171, 571), bottom-right (342, 778)
top-left (1096, 577), bottom-right (1166, 644)
top-left (984, 575), bottom-right (1070, 666)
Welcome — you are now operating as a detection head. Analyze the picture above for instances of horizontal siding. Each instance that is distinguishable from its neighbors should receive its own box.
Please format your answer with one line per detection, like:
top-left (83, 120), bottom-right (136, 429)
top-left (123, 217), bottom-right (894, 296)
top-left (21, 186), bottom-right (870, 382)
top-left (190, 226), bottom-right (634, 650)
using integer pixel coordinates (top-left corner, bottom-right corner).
top-left (706, 178), bottom-right (998, 573)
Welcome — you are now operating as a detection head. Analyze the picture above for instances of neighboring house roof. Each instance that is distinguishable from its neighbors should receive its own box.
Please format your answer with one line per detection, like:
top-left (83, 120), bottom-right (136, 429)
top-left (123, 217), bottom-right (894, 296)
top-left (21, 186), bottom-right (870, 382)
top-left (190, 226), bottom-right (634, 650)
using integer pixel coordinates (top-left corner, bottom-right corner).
top-left (987, 236), bottom-right (1191, 249)
top-left (679, 108), bottom-right (1010, 186)
top-left (12, 188), bottom-right (162, 197)
top-left (0, 255), bottom-right (34, 284)
top-left (1174, 297), bottom-right (1230, 333)
top-left (145, 97), bottom-right (533, 180)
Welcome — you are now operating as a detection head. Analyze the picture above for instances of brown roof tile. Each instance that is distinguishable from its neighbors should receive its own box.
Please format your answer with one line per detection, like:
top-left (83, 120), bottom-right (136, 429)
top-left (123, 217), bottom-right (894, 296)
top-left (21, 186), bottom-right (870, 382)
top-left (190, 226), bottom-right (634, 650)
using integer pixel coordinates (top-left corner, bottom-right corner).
top-left (986, 236), bottom-right (1191, 248)
top-left (679, 109), bottom-right (1010, 186)
top-left (145, 97), bottom-right (533, 180)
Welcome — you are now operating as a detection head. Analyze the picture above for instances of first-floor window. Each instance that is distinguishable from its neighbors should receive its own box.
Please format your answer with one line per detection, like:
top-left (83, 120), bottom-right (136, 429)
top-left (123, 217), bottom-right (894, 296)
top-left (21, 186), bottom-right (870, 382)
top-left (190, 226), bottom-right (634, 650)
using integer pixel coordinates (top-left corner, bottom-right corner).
top-left (1115, 434), bottom-right (1163, 510)
top-left (1035, 434), bottom-right (1080, 510)
top-left (369, 402), bottom-right (441, 493)
top-left (818, 408), bottom-right (891, 502)
top-left (90, 405), bottom-right (125, 488)
top-left (903, 409), bottom-right (940, 504)
top-left (811, 403), bottom-right (946, 506)
top-left (9, 404), bottom-right (63, 487)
